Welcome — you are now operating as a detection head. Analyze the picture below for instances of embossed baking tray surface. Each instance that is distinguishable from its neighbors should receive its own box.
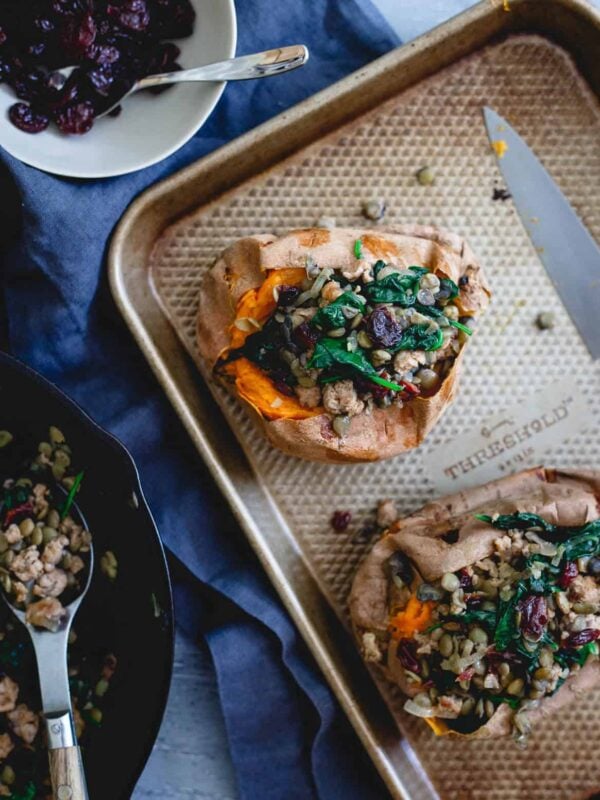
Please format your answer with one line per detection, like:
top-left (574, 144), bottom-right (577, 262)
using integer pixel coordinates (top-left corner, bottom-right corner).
top-left (109, 2), bottom-right (600, 798)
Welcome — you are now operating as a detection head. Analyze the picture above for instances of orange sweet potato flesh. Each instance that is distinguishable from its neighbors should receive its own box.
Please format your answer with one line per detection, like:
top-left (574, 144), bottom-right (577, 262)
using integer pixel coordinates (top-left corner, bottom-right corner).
top-left (224, 358), bottom-right (322, 421)
top-left (229, 268), bottom-right (306, 349)
top-left (225, 268), bottom-right (323, 420)
top-left (388, 595), bottom-right (434, 639)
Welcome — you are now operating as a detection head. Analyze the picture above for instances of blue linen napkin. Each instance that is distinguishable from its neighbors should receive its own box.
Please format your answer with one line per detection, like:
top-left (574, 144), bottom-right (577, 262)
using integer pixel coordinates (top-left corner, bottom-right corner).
top-left (0, 2), bottom-right (399, 797)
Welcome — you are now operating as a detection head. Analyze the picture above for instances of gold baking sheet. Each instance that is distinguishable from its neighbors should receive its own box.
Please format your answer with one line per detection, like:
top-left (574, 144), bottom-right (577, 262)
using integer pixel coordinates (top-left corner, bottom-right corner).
top-left (109, 2), bottom-right (600, 797)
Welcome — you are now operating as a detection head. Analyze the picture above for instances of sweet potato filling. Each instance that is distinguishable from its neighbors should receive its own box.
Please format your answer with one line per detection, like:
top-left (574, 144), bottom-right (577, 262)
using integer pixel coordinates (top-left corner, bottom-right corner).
top-left (376, 514), bottom-right (600, 741)
top-left (220, 240), bottom-right (477, 429)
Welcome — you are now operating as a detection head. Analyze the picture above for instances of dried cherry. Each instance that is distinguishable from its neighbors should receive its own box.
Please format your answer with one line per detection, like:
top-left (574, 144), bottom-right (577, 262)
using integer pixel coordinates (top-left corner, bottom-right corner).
top-left (564, 628), bottom-right (600, 649)
top-left (366, 307), bottom-right (402, 349)
top-left (331, 510), bottom-right (352, 533)
top-left (558, 561), bottom-right (578, 590)
top-left (0, 0), bottom-right (196, 135)
top-left (518, 594), bottom-right (548, 640)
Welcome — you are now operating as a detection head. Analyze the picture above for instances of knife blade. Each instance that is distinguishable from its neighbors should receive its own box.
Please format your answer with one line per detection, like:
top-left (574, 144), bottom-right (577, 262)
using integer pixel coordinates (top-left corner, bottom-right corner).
top-left (483, 106), bottom-right (600, 360)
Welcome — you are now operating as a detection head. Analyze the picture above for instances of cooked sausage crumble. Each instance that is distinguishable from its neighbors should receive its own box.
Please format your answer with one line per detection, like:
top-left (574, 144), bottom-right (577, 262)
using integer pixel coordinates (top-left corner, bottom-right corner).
top-left (0, 428), bottom-right (91, 631)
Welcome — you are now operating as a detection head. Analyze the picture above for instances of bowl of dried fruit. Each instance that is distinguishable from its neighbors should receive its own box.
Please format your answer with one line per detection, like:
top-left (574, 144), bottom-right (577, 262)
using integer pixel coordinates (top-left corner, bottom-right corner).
top-left (0, 350), bottom-right (173, 799)
top-left (0, 0), bottom-right (237, 178)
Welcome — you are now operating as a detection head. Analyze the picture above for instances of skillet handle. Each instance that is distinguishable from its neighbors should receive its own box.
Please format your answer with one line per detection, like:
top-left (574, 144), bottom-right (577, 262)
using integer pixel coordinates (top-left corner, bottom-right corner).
top-left (46, 713), bottom-right (89, 800)
top-left (48, 747), bottom-right (88, 800)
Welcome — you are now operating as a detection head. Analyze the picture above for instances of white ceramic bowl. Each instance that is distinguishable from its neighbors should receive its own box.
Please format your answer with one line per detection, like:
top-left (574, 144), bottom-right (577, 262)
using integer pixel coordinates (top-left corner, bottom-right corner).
top-left (0, 0), bottom-right (237, 179)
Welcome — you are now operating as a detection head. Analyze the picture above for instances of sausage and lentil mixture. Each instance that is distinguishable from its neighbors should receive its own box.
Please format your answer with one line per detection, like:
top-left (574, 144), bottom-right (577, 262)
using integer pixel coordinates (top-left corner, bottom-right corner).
top-left (0, 427), bottom-right (91, 631)
top-left (220, 243), bottom-right (475, 436)
top-left (0, 614), bottom-right (116, 799)
top-left (0, 428), bottom-right (116, 799)
top-left (384, 512), bottom-right (600, 742)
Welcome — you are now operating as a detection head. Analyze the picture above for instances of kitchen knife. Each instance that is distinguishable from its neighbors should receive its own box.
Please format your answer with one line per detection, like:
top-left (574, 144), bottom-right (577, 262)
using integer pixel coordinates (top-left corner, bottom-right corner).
top-left (483, 106), bottom-right (600, 360)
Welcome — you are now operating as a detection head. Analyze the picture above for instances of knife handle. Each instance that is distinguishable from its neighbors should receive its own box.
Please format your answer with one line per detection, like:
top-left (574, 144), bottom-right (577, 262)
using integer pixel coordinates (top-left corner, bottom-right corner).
top-left (46, 713), bottom-right (89, 800)
top-left (49, 746), bottom-right (89, 800)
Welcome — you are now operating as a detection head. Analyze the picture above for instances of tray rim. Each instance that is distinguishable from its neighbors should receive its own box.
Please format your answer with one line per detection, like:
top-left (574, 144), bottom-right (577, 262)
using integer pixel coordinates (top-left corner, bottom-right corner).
top-left (108, 1), bottom-right (600, 797)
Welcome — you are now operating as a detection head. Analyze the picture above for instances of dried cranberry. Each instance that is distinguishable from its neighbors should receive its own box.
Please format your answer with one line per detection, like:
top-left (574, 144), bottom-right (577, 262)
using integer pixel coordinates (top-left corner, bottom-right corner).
top-left (60, 12), bottom-right (96, 60)
top-left (86, 64), bottom-right (116, 95)
top-left (108, 0), bottom-right (150, 32)
top-left (3, 502), bottom-right (33, 526)
top-left (0, 0), bottom-right (195, 135)
top-left (293, 322), bottom-right (319, 351)
top-left (354, 376), bottom-right (390, 402)
top-left (458, 568), bottom-right (472, 590)
top-left (154, 0), bottom-right (196, 38)
top-left (457, 666), bottom-right (475, 682)
top-left (276, 285), bottom-right (300, 308)
top-left (367, 307), bottom-right (403, 349)
top-left (518, 595), bottom-right (548, 640)
top-left (331, 510), bottom-right (352, 533)
top-left (558, 561), bottom-right (578, 590)
top-left (400, 379), bottom-right (420, 396)
top-left (88, 43), bottom-right (120, 65)
top-left (146, 41), bottom-right (181, 74)
top-left (55, 101), bottom-right (94, 134)
top-left (397, 639), bottom-right (419, 673)
top-left (8, 102), bottom-right (50, 133)
top-left (564, 629), bottom-right (600, 649)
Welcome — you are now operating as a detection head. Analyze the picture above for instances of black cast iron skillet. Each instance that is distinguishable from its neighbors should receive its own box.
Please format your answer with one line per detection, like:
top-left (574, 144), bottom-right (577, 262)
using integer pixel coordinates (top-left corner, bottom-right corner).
top-left (0, 350), bottom-right (174, 800)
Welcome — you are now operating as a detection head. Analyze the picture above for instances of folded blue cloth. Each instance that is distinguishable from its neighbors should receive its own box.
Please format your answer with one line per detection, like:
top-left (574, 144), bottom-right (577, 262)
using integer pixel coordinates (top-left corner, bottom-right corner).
top-left (0, 2), bottom-right (399, 797)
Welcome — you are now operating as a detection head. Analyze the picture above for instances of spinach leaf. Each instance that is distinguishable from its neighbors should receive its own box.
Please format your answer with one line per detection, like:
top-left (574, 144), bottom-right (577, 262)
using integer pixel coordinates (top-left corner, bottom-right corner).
top-left (61, 471), bottom-right (84, 521)
top-left (408, 266), bottom-right (429, 278)
top-left (312, 292), bottom-right (365, 331)
top-left (477, 513), bottom-right (600, 563)
top-left (475, 513), bottom-right (557, 534)
top-left (440, 277), bottom-right (459, 299)
top-left (527, 573), bottom-right (557, 595)
top-left (395, 324), bottom-right (443, 352)
top-left (555, 641), bottom-right (599, 669)
top-left (494, 580), bottom-right (527, 651)
top-left (238, 316), bottom-right (289, 371)
top-left (10, 783), bottom-right (36, 800)
top-left (308, 338), bottom-right (404, 392)
top-left (415, 302), bottom-right (473, 336)
top-left (373, 260), bottom-right (387, 278)
top-left (448, 609), bottom-right (496, 628)
top-left (488, 695), bottom-right (520, 710)
top-left (362, 272), bottom-right (418, 306)
top-left (354, 239), bottom-right (363, 259)
top-left (562, 520), bottom-right (600, 562)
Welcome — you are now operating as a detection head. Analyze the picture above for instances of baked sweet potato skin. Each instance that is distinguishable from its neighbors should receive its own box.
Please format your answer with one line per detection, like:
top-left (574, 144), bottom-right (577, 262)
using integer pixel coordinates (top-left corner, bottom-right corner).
top-left (196, 226), bottom-right (490, 462)
top-left (349, 467), bottom-right (600, 738)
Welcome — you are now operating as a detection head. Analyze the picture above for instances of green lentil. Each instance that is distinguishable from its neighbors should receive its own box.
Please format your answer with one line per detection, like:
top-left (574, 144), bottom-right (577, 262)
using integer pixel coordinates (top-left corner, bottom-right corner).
top-left (507, 678), bottom-right (524, 696)
top-left (439, 633), bottom-right (454, 657)
top-left (468, 626), bottom-right (488, 645)
top-left (49, 426), bottom-right (65, 444)
top-left (19, 518), bottom-right (35, 538)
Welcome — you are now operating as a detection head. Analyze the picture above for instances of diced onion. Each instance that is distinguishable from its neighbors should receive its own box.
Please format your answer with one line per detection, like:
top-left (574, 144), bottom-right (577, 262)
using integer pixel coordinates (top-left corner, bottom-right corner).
top-left (404, 699), bottom-right (436, 718)
top-left (234, 317), bottom-right (262, 332)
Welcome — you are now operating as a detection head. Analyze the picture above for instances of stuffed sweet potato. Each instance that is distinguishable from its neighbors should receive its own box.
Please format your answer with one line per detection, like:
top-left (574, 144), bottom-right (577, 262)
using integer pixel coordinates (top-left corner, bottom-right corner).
top-left (350, 467), bottom-right (600, 740)
top-left (196, 226), bottom-right (490, 463)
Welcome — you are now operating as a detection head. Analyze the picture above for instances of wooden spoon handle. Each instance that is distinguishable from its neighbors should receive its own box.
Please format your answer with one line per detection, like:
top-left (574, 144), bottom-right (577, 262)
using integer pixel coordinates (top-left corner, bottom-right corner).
top-left (48, 746), bottom-right (88, 800)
